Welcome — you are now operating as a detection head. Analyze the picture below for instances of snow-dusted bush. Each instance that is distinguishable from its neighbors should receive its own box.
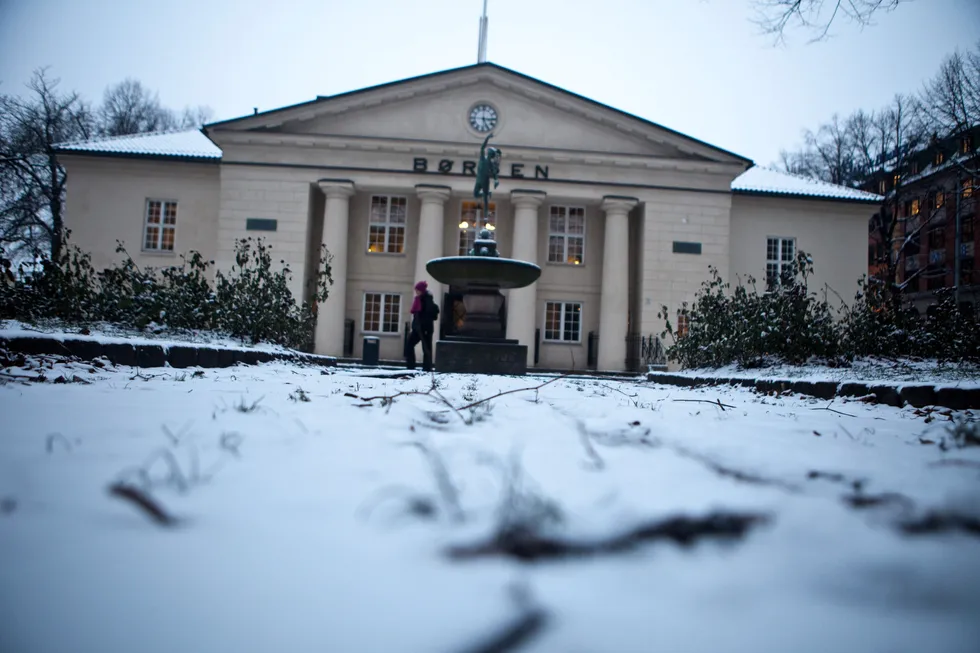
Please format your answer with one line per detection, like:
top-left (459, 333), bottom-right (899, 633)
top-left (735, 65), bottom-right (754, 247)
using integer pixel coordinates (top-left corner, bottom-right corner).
top-left (0, 234), bottom-right (332, 350)
top-left (659, 251), bottom-right (979, 369)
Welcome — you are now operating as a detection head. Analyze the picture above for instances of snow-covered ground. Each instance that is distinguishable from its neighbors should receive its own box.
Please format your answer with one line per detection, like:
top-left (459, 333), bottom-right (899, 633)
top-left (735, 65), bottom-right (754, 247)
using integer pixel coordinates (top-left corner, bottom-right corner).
top-left (0, 319), bottom-right (295, 353)
top-left (2, 358), bottom-right (979, 653)
top-left (671, 358), bottom-right (980, 387)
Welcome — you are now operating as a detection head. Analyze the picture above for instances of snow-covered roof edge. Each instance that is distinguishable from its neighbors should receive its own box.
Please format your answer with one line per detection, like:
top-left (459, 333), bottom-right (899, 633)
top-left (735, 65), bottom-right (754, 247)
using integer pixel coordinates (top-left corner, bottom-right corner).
top-left (732, 165), bottom-right (882, 203)
top-left (54, 129), bottom-right (222, 161)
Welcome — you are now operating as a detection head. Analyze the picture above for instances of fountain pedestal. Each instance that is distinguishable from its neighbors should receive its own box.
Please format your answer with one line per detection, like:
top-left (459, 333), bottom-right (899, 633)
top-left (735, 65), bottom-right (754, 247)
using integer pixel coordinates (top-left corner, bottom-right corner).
top-left (426, 233), bottom-right (541, 376)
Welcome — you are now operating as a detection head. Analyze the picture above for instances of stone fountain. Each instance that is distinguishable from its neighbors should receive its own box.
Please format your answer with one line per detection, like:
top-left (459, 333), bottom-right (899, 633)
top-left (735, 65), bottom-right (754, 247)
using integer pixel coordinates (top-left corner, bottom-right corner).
top-left (425, 134), bottom-right (541, 375)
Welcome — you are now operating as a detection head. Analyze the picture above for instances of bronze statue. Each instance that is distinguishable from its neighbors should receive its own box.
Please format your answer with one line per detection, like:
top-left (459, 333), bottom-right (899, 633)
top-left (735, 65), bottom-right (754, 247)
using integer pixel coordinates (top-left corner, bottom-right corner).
top-left (473, 132), bottom-right (501, 229)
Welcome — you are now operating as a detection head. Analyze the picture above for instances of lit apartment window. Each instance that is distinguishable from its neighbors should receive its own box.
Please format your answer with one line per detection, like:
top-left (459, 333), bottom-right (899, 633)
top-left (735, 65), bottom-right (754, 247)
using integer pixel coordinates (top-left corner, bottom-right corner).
top-left (362, 292), bottom-right (401, 333)
top-left (676, 311), bottom-right (690, 339)
top-left (893, 174), bottom-right (901, 187)
top-left (143, 199), bottom-right (177, 252)
top-left (766, 236), bottom-right (796, 287)
top-left (544, 301), bottom-right (582, 342)
top-left (458, 200), bottom-right (495, 255)
top-left (935, 151), bottom-right (945, 166)
top-left (936, 191), bottom-right (945, 208)
top-left (878, 179), bottom-right (887, 195)
top-left (964, 179), bottom-right (975, 199)
top-left (962, 136), bottom-right (973, 154)
top-left (367, 195), bottom-right (407, 254)
top-left (911, 198), bottom-right (921, 216)
top-left (548, 206), bottom-right (586, 265)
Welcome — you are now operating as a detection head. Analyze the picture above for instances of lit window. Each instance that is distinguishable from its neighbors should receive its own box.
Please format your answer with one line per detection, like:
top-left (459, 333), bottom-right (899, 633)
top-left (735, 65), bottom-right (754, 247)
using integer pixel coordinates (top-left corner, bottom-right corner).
top-left (911, 198), bottom-right (920, 216)
top-left (893, 174), bottom-right (901, 187)
top-left (962, 136), bottom-right (972, 154)
top-left (936, 191), bottom-right (945, 208)
top-left (547, 206), bottom-right (586, 264)
top-left (964, 179), bottom-right (975, 199)
top-left (543, 301), bottom-right (582, 342)
top-left (676, 311), bottom-right (690, 339)
top-left (362, 292), bottom-right (401, 333)
top-left (878, 179), bottom-right (886, 194)
top-left (935, 151), bottom-right (945, 166)
top-left (367, 195), bottom-right (407, 254)
top-left (143, 199), bottom-right (176, 252)
top-left (458, 200), bottom-right (495, 255)
top-left (766, 236), bottom-right (796, 288)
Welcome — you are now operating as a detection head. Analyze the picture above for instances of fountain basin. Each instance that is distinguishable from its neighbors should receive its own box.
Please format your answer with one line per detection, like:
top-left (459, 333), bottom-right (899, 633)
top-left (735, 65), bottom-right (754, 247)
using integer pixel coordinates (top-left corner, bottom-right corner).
top-left (426, 256), bottom-right (541, 290)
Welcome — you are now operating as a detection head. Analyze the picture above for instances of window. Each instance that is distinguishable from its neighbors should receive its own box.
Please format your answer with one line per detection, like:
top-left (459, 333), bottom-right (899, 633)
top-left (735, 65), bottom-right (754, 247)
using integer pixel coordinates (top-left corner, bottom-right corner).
top-left (143, 200), bottom-right (176, 252)
top-left (548, 206), bottom-right (586, 265)
top-left (367, 195), bottom-right (406, 254)
top-left (893, 174), bottom-right (901, 188)
top-left (458, 200), bottom-right (495, 255)
top-left (928, 227), bottom-right (945, 250)
top-left (544, 301), bottom-right (582, 342)
top-left (961, 258), bottom-right (975, 286)
top-left (878, 179), bottom-right (886, 195)
top-left (963, 217), bottom-right (974, 241)
top-left (935, 191), bottom-right (945, 209)
top-left (766, 237), bottom-right (796, 288)
top-left (964, 178), bottom-right (975, 199)
top-left (362, 292), bottom-right (401, 334)
top-left (676, 311), bottom-right (690, 339)
top-left (911, 161), bottom-right (919, 175)
top-left (962, 136), bottom-right (973, 154)
top-left (910, 198), bottom-right (921, 216)
top-left (935, 151), bottom-right (945, 166)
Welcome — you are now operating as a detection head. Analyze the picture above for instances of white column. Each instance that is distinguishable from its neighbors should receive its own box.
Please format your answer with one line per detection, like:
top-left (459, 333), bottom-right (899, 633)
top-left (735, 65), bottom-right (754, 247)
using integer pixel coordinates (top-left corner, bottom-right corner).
top-left (597, 196), bottom-right (637, 371)
top-left (506, 190), bottom-right (545, 366)
top-left (413, 185), bottom-right (452, 300)
top-left (314, 180), bottom-right (355, 357)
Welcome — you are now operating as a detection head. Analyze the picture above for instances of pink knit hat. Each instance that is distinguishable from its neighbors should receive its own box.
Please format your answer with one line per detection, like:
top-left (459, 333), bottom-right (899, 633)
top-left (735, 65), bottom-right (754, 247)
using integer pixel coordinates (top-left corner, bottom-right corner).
top-left (415, 280), bottom-right (428, 291)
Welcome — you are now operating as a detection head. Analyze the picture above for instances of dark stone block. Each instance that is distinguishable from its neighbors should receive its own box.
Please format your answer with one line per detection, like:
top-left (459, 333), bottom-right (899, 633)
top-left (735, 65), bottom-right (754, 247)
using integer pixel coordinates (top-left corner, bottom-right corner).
top-left (136, 345), bottom-right (167, 368)
top-left (239, 350), bottom-right (273, 366)
top-left (101, 343), bottom-right (137, 367)
top-left (935, 387), bottom-right (980, 411)
top-left (869, 384), bottom-right (903, 407)
top-left (61, 339), bottom-right (105, 362)
top-left (735, 378), bottom-right (756, 388)
top-left (838, 382), bottom-right (870, 398)
top-left (167, 346), bottom-right (199, 369)
top-left (8, 337), bottom-right (60, 356)
top-left (216, 349), bottom-right (237, 368)
top-left (435, 339), bottom-right (527, 375)
top-left (756, 379), bottom-right (791, 394)
top-left (795, 380), bottom-right (837, 400)
top-left (899, 385), bottom-right (936, 408)
top-left (196, 348), bottom-right (219, 368)
top-left (647, 374), bottom-right (693, 387)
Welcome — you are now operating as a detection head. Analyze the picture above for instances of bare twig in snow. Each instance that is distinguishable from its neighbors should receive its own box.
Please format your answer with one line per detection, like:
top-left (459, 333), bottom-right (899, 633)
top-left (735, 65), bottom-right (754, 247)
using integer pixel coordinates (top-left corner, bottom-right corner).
top-left (45, 432), bottom-right (73, 453)
top-left (673, 398), bottom-right (735, 411)
top-left (107, 482), bottom-right (177, 526)
top-left (455, 582), bottom-right (550, 653)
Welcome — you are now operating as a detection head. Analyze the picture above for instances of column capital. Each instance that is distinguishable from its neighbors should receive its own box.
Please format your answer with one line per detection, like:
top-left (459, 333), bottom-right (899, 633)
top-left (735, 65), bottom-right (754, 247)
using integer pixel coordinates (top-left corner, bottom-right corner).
top-left (601, 195), bottom-right (638, 214)
top-left (318, 179), bottom-right (355, 198)
top-left (415, 184), bottom-right (452, 204)
top-left (511, 189), bottom-right (546, 208)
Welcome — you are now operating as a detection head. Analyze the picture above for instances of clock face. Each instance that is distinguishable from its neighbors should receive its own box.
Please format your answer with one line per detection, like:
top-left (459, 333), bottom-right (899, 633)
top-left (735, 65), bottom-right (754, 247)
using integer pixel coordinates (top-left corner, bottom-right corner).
top-left (469, 104), bottom-right (498, 132)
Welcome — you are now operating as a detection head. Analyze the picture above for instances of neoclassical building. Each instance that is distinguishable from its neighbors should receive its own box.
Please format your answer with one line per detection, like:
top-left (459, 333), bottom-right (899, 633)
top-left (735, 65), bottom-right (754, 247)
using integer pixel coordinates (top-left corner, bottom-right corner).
top-left (56, 62), bottom-right (880, 371)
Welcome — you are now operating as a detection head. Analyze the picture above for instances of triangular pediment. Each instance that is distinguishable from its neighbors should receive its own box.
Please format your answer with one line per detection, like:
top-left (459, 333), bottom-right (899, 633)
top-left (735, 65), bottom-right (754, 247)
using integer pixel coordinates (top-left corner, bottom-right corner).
top-left (206, 64), bottom-right (750, 166)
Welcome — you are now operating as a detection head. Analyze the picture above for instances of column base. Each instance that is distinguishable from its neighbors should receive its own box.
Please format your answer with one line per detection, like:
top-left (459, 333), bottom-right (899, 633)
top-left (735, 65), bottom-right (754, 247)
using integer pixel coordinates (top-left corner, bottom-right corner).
top-left (435, 337), bottom-right (527, 375)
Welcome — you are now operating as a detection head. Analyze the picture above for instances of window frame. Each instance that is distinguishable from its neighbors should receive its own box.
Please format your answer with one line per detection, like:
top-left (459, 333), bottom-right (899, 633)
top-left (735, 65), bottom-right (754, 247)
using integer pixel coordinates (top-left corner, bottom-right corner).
top-left (546, 205), bottom-right (587, 265)
top-left (361, 292), bottom-right (402, 335)
top-left (366, 195), bottom-right (408, 255)
top-left (142, 198), bottom-right (178, 254)
top-left (542, 300), bottom-right (583, 344)
top-left (765, 236), bottom-right (796, 288)
top-left (457, 200), bottom-right (496, 255)
top-left (676, 311), bottom-right (690, 339)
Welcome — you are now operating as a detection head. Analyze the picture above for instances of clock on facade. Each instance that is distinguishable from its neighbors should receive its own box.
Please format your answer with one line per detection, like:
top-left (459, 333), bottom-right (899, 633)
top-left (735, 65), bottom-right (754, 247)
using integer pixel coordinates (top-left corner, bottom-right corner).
top-left (468, 104), bottom-right (498, 132)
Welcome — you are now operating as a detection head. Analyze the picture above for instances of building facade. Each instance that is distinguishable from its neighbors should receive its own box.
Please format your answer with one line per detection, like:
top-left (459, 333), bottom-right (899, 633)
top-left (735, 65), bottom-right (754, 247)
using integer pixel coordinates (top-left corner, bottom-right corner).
top-left (55, 63), bottom-right (880, 371)
top-left (862, 128), bottom-right (979, 315)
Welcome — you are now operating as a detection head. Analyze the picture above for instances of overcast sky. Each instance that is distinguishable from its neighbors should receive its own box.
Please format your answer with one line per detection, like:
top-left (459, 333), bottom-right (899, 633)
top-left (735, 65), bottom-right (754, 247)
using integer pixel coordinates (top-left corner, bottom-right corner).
top-left (1, 0), bottom-right (978, 166)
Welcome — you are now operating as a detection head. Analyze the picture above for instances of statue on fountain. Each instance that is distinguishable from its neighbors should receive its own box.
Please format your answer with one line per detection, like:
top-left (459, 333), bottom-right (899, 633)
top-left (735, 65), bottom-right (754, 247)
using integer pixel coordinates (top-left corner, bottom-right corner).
top-left (473, 132), bottom-right (500, 227)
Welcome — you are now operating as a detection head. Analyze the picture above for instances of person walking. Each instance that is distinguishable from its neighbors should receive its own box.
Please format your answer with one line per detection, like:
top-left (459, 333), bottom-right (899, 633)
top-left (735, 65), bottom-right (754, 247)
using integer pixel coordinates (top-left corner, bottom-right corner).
top-left (405, 280), bottom-right (439, 371)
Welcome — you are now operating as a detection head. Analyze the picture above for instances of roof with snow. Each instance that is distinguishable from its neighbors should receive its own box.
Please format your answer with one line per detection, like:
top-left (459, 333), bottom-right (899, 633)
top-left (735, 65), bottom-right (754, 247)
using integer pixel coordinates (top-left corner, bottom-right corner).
top-left (731, 165), bottom-right (882, 203)
top-left (55, 129), bottom-right (222, 161)
top-left (57, 129), bottom-right (880, 203)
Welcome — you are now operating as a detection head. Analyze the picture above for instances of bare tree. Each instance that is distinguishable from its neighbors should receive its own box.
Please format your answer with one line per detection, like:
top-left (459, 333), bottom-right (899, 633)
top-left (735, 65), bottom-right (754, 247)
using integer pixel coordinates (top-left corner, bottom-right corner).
top-left (178, 105), bottom-right (214, 130)
top-left (99, 78), bottom-right (176, 136)
top-left (0, 68), bottom-right (95, 259)
top-left (751, 0), bottom-right (911, 43)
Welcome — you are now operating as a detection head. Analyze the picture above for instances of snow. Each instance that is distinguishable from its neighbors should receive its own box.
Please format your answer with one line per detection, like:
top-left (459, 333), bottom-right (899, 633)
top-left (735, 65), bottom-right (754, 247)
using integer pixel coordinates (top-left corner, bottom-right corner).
top-left (2, 358), bottom-right (979, 652)
top-left (55, 129), bottom-right (222, 160)
top-left (732, 166), bottom-right (883, 202)
top-left (671, 359), bottom-right (980, 388)
top-left (0, 320), bottom-right (296, 354)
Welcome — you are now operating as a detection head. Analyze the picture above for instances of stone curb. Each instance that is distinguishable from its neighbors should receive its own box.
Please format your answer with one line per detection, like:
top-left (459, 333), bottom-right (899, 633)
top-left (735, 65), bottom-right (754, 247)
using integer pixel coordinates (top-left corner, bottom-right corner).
top-left (0, 335), bottom-right (336, 370)
top-left (646, 372), bottom-right (979, 411)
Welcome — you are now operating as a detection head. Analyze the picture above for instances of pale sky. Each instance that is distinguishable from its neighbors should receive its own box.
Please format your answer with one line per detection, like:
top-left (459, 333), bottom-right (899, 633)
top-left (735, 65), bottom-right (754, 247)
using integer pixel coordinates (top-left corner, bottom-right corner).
top-left (1, 0), bottom-right (978, 166)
